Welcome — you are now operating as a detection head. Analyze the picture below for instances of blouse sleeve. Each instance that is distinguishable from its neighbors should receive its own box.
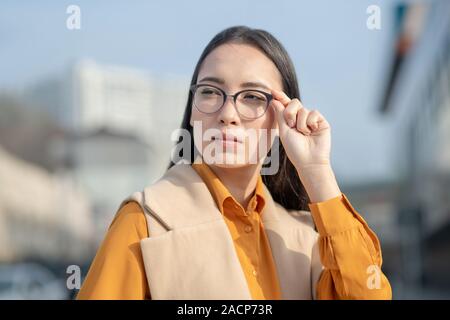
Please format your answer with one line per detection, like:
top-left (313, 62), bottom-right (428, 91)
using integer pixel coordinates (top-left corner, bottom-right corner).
top-left (309, 193), bottom-right (392, 300)
top-left (76, 201), bottom-right (151, 300)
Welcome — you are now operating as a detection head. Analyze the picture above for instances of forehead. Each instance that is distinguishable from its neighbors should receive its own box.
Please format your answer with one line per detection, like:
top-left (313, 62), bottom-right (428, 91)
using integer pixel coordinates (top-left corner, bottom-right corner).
top-left (198, 43), bottom-right (282, 89)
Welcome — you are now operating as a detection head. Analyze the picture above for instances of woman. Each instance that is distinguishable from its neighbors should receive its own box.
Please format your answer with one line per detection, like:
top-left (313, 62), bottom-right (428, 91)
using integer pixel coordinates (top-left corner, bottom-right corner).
top-left (77, 26), bottom-right (392, 300)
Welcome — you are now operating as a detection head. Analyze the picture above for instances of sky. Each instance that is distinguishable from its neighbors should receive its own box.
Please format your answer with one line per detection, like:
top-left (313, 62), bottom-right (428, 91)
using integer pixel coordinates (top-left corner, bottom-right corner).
top-left (0, 0), bottom-right (406, 185)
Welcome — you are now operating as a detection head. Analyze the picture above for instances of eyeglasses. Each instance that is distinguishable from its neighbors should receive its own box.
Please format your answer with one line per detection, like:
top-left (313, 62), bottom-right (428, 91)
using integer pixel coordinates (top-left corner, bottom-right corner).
top-left (190, 84), bottom-right (273, 120)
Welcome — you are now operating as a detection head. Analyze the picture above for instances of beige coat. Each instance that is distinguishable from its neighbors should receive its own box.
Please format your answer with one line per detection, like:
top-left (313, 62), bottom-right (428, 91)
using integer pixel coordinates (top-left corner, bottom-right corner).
top-left (118, 163), bottom-right (324, 300)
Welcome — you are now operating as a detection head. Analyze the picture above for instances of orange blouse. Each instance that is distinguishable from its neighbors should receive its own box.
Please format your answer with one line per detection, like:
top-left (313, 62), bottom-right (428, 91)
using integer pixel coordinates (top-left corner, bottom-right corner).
top-left (77, 163), bottom-right (392, 300)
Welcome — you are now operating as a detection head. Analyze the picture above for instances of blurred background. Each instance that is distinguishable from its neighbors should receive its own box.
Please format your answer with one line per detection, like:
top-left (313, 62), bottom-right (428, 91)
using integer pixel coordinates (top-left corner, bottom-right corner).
top-left (0, 0), bottom-right (449, 299)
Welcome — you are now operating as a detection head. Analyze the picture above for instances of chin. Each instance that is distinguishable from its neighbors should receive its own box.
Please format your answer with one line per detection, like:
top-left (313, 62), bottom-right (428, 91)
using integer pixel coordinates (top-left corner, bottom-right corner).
top-left (201, 150), bottom-right (245, 167)
top-left (204, 149), bottom-right (265, 169)
top-left (211, 161), bottom-right (250, 169)
top-left (199, 140), bottom-right (264, 168)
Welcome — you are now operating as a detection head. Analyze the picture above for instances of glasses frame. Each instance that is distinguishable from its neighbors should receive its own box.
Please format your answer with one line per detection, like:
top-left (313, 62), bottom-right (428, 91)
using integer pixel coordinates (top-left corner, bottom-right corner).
top-left (190, 83), bottom-right (273, 120)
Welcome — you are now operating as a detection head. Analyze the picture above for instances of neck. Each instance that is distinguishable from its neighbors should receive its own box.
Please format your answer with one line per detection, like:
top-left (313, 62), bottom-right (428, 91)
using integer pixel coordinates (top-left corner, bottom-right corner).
top-left (208, 163), bottom-right (262, 210)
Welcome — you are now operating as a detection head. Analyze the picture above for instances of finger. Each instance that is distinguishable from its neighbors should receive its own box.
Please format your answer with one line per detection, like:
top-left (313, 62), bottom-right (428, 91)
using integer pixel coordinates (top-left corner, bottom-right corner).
top-left (271, 89), bottom-right (291, 106)
top-left (306, 110), bottom-right (322, 132)
top-left (296, 107), bottom-right (311, 134)
top-left (284, 98), bottom-right (303, 128)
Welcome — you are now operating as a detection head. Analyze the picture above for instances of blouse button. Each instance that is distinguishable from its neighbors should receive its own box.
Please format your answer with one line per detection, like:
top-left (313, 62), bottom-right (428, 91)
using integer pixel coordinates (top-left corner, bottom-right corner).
top-left (252, 269), bottom-right (258, 276)
top-left (244, 225), bottom-right (253, 233)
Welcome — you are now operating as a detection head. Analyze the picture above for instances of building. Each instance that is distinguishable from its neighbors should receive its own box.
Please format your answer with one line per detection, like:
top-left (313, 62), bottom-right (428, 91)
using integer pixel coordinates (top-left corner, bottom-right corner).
top-left (23, 60), bottom-right (190, 245)
top-left (24, 59), bottom-right (189, 146)
top-left (377, 0), bottom-right (450, 297)
top-left (0, 145), bottom-right (94, 263)
top-left (49, 128), bottom-right (159, 243)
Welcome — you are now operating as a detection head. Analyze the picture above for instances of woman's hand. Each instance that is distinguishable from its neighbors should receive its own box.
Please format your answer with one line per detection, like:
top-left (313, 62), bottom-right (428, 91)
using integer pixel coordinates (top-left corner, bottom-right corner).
top-left (270, 89), bottom-right (331, 171)
top-left (270, 89), bottom-right (341, 203)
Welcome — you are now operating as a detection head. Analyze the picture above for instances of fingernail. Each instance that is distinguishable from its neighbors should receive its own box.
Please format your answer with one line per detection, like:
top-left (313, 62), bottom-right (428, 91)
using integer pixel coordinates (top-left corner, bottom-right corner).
top-left (288, 120), bottom-right (295, 128)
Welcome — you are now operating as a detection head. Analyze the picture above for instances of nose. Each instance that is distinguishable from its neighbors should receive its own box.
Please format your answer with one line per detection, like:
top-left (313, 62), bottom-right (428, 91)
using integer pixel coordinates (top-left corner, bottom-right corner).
top-left (218, 95), bottom-right (240, 125)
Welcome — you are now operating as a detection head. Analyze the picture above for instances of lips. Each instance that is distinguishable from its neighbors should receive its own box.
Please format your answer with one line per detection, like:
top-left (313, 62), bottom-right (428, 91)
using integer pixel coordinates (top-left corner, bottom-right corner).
top-left (212, 132), bottom-right (243, 143)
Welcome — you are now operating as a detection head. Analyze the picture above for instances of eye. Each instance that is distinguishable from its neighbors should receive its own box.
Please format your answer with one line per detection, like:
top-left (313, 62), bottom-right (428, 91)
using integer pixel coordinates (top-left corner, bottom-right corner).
top-left (200, 87), bottom-right (221, 96)
top-left (243, 92), bottom-right (266, 101)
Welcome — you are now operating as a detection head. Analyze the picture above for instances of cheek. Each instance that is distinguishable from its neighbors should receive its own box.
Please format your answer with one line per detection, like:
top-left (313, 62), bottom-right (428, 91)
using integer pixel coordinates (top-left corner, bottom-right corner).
top-left (191, 106), bottom-right (212, 131)
top-left (250, 106), bottom-right (275, 131)
top-left (244, 110), bottom-right (276, 158)
top-left (257, 108), bottom-right (276, 140)
top-left (190, 106), bottom-right (203, 124)
top-left (191, 107), bottom-right (214, 153)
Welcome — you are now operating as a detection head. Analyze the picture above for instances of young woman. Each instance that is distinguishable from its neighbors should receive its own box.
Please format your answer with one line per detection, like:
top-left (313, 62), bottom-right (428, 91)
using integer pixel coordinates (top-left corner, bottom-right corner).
top-left (77, 26), bottom-right (392, 300)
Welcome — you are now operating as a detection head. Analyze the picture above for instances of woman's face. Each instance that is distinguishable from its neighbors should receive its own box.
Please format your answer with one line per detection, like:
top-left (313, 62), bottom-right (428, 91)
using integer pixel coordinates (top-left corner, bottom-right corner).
top-left (190, 43), bottom-right (284, 169)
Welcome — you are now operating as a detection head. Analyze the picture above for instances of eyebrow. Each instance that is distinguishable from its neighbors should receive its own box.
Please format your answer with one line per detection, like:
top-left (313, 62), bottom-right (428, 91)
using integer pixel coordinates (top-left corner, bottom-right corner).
top-left (198, 76), bottom-right (271, 91)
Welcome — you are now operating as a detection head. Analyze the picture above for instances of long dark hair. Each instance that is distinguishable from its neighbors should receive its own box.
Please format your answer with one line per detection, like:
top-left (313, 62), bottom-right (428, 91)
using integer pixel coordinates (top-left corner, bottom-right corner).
top-left (168, 26), bottom-right (310, 211)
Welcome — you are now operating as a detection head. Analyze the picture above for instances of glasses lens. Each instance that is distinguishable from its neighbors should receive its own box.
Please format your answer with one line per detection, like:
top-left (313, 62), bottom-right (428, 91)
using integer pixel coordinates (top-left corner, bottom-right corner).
top-left (193, 85), bottom-right (223, 113)
top-left (236, 90), bottom-right (269, 119)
